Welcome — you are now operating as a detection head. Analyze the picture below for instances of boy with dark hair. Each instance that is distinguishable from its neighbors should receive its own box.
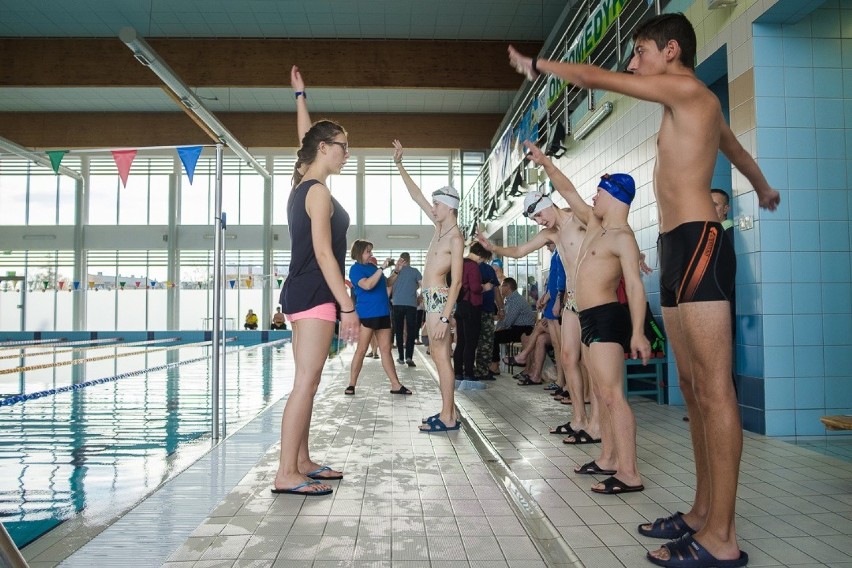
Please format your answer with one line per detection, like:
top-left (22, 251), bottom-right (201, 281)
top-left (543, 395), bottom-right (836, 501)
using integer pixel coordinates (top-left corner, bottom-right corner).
top-left (509, 11), bottom-right (779, 567)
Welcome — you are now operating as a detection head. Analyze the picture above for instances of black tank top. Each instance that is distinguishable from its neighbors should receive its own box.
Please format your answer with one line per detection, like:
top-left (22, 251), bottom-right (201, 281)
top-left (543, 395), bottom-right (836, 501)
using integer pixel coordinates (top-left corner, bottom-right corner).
top-left (279, 179), bottom-right (350, 314)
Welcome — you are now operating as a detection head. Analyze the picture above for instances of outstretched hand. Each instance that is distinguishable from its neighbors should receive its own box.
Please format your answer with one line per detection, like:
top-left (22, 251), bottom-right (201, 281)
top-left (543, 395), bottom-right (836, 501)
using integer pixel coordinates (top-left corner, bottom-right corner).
top-left (392, 139), bottom-right (404, 164)
top-left (475, 232), bottom-right (493, 251)
top-left (290, 65), bottom-right (305, 92)
top-left (523, 140), bottom-right (549, 166)
top-left (508, 45), bottom-right (539, 81)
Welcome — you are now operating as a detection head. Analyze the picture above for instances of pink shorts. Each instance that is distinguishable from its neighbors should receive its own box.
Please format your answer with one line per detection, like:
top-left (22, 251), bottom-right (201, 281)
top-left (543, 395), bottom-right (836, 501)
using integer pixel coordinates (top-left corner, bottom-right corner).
top-left (286, 303), bottom-right (337, 323)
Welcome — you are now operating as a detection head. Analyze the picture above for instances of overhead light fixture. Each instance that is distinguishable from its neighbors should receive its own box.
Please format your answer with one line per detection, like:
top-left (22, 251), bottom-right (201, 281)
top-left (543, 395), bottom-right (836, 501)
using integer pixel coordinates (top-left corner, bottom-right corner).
top-left (574, 102), bottom-right (613, 141)
top-left (119, 27), bottom-right (270, 180)
top-left (386, 234), bottom-right (419, 239)
top-left (0, 135), bottom-right (83, 181)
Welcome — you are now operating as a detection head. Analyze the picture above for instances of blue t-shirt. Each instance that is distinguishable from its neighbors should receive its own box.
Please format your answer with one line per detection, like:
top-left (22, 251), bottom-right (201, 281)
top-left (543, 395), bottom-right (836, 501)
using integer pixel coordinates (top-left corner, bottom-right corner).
top-left (349, 262), bottom-right (391, 318)
top-left (479, 262), bottom-right (499, 314)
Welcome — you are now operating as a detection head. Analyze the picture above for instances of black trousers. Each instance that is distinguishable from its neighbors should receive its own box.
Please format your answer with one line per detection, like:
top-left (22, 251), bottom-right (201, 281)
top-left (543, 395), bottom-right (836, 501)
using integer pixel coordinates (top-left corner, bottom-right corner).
top-left (453, 302), bottom-right (482, 378)
top-left (393, 304), bottom-right (418, 360)
top-left (491, 326), bottom-right (534, 361)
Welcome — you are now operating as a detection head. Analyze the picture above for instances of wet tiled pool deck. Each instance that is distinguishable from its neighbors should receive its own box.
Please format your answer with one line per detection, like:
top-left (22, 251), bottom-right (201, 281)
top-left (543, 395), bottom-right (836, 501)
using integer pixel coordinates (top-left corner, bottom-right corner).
top-left (23, 346), bottom-right (852, 567)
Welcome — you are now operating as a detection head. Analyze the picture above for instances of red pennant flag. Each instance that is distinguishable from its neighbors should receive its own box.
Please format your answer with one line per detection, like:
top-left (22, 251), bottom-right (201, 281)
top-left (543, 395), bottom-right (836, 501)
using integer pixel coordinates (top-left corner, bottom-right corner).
top-left (111, 150), bottom-right (137, 188)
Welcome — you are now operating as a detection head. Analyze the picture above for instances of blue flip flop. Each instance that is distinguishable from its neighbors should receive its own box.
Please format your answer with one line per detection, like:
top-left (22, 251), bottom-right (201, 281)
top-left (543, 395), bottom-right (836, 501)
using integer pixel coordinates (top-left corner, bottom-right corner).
top-left (647, 534), bottom-right (748, 567)
top-left (271, 479), bottom-right (333, 496)
top-left (306, 465), bottom-right (343, 480)
top-left (419, 417), bottom-right (461, 433)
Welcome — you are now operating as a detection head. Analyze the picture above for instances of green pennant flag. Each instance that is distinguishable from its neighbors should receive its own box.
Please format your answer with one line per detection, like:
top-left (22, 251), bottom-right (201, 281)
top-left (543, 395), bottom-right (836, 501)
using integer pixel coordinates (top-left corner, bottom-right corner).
top-left (46, 150), bottom-right (68, 174)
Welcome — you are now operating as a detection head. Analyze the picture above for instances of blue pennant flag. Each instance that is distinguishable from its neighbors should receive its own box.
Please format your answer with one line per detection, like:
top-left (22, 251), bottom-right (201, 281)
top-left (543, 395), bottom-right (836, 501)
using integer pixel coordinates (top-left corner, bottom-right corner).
top-left (177, 146), bottom-right (203, 184)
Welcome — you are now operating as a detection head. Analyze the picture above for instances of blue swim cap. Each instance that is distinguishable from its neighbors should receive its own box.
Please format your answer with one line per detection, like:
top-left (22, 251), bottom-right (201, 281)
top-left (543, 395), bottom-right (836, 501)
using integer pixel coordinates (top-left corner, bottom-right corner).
top-left (491, 259), bottom-right (503, 268)
top-left (598, 173), bottom-right (635, 206)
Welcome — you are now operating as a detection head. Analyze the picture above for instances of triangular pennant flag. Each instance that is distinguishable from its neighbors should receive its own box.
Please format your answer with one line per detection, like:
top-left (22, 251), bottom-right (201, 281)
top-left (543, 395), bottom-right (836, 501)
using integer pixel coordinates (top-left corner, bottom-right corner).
top-left (58, 281), bottom-right (65, 290)
top-left (277, 278), bottom-right (283, 286)
top-left (111, 150), bottom-right (137, 188)
top-left (229, 280), bottom-right (236, 289)
top-left (73, 281), bottom-right (80, 290)
top-left (119, 281), bottom-right (126, 290)
top-left (47, 150), bottom-right (68, 174)
top-left (150, 280), bottom-right (157, 289)
top-left (245, 277), bottom-right (253, 288)
top-left (135, 281), bottom-right (141, 288)
top-left (177, 146), bottom-right (203, 184)
top-left (42, 280), bottom-right (49, 291)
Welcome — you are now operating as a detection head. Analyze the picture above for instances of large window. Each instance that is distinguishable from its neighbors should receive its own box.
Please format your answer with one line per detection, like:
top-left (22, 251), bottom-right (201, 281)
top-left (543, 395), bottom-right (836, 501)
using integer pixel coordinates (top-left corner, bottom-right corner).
top-left (2, 149), bottom-right (455, 331)
top-left (364, 158), bottom-right (448, 225)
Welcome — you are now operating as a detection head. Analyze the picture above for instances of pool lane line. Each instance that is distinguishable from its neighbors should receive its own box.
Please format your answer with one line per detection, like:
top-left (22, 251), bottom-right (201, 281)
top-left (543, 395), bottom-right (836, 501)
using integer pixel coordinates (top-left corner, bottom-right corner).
top-left (0, 337), bottom-right (180, 362)
top-left (0, 337), bottom-right (288, 407)
top-left (0, 338), bottom-right (221, 376)
top-left (0, 338), bottom-right (66, 350)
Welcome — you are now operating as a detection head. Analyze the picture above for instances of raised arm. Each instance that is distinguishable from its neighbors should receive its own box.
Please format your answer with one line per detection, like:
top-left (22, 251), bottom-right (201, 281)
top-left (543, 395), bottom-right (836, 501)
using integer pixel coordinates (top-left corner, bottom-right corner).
top-left (524, 141), bottom-right (593, 225)
top-left (476, 228), bottom-right (553, 259)
top-left (392, 139), bottom-right (434, 220)
top-left (291, 65), bottom-right (311, 145)
top-left (718, 118), bottom-right (780, 212)
top-left (508, 45), bottom-right (700, 109)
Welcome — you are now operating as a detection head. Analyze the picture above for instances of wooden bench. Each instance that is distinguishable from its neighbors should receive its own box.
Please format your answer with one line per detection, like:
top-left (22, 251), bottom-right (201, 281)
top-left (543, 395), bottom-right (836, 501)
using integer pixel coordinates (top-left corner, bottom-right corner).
top-left (820, 415), bottom-right (852, 431)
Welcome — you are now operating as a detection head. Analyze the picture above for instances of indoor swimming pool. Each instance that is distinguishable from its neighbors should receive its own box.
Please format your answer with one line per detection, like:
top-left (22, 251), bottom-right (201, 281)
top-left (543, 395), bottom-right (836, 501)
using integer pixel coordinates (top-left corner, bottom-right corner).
top-left (0, 337), bottom-right (294, 548)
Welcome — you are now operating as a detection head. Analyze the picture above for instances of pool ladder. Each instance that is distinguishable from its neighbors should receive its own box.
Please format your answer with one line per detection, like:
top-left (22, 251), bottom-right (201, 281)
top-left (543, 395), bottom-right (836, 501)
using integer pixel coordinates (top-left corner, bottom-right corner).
top-left (0, 523), bottom-right (27, 568)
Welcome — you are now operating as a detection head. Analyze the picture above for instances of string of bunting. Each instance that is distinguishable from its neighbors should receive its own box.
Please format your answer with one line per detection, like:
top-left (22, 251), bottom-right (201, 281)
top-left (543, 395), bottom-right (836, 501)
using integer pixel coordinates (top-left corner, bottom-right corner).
top-left (45, 145), bottom-right (206, 187)
top-left (1, 273), bottom-right (289, 292)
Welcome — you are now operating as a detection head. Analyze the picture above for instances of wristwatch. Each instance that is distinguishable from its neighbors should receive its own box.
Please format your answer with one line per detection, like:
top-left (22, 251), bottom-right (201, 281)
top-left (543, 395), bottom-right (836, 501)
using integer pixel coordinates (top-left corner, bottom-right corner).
top-left (439, 316), bottom-right (449, 324)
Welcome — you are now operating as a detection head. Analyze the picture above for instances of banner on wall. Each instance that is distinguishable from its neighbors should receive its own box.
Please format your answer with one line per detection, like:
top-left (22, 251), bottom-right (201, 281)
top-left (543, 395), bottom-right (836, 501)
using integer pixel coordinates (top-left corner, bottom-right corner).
top-left (545, 0), bottom-right (626, 108)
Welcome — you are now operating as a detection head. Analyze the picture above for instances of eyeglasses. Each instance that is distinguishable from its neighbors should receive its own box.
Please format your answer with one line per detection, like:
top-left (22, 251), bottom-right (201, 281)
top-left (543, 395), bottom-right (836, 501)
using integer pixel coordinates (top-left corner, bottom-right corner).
top-left (327, 141), bottom-right (349, 153)
top-left (523, 195), bottom-right (545, 218)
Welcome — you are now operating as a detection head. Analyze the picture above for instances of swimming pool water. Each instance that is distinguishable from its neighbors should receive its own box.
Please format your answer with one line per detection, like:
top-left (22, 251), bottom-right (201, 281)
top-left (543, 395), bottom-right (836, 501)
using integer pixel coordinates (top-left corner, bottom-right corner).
top-left (0, 340), bottom-right (294, 548)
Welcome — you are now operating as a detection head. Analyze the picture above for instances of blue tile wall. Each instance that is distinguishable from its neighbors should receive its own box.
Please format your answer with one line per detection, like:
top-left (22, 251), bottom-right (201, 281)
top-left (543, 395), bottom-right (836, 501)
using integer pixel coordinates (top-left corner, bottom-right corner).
top-left (750, 2), bottom-right (852, 435)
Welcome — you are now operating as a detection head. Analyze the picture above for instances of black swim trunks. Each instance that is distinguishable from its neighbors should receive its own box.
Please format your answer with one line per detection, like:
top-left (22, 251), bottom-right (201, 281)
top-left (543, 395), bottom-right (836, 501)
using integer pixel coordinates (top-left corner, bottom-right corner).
top-left (579, 302), bottom-right (630, 350)
top-left (658, 221), bottom-right (735, 308)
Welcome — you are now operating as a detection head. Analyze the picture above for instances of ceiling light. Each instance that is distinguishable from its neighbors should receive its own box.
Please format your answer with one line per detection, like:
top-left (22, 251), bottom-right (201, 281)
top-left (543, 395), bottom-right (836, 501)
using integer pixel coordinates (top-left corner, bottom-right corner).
top-left (574, 102), bottom-right (613, 141)
top-left (386, 234), bottom-right (419, 239)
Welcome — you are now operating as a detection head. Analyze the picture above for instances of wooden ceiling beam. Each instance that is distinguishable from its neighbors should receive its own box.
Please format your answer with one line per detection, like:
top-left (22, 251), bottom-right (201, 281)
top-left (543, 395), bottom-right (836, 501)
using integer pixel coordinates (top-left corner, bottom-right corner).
top-left (0, 38), bottom-right (541, 90)
top-left (0, 112), bottom-right (502, 150)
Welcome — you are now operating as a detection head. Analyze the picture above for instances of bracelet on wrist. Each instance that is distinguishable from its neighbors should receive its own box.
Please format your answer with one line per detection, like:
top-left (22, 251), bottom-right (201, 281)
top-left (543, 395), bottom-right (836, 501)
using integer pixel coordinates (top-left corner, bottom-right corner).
top-left (393, 270), bottom-right (400, 275)
top-left (531, 58), bottom-right (539, 75)
top-left (340, 308), bottom-right (355, 314)
top-left (294, 91), bottom-right (306, 99)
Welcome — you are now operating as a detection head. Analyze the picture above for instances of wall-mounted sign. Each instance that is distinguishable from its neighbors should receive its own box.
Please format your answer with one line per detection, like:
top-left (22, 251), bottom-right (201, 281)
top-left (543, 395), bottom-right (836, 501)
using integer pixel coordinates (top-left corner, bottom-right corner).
top-left (546, 0), bottom-right (627, 108)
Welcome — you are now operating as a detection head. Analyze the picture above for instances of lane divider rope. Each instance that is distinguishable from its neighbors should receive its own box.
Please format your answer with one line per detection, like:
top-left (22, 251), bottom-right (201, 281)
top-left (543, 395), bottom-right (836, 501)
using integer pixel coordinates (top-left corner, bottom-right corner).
top-left (0, 338), bottom-right (288, 407)
top-left (0, 337), bottom-right (179, 362)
